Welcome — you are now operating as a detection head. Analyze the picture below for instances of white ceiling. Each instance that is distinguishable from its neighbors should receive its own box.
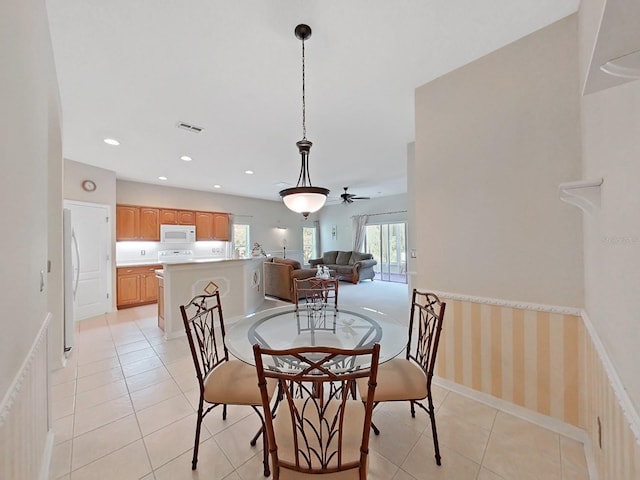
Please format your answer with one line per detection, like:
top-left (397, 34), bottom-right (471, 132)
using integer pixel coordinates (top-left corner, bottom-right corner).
top-left (47, 0), bottom-right (578, 203)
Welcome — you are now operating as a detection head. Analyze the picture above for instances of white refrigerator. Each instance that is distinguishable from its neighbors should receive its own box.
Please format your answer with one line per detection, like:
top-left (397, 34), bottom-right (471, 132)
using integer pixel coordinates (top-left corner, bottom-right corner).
top-left (63, 208), bottom-right (79, 355)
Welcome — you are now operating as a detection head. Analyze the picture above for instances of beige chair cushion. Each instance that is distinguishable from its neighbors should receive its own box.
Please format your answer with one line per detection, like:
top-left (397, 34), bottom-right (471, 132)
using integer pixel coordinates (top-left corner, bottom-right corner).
top-left (357, 358), bottom-right (427, 402)
top-left (273, 399), bottom-right (365, 477)
top-left (203, 360), bottom-right (274, 406)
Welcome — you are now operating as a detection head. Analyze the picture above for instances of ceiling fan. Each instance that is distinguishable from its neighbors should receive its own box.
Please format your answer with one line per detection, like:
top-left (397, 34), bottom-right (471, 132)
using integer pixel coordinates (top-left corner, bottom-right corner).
top-left (340, 187), bottom-right (370, 204)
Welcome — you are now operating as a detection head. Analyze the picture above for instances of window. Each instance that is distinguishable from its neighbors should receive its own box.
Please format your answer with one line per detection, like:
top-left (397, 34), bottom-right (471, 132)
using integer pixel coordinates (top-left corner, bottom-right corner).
top-left (364, 222), bottom-right (407, 283)
top-left (302, 226), bottom-right (316, 265)
top-left (233, 224), bottom-right (250, 257)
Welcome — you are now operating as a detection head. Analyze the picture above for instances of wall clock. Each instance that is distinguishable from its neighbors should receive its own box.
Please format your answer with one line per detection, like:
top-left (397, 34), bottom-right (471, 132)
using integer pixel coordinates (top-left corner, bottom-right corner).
top-left (82, 179), bottom-right (97, 192)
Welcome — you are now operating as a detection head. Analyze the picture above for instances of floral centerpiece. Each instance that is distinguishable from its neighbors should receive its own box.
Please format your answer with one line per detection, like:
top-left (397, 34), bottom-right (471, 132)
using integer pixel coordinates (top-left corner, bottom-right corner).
top-left (251, 242), bottom-right (267, 257)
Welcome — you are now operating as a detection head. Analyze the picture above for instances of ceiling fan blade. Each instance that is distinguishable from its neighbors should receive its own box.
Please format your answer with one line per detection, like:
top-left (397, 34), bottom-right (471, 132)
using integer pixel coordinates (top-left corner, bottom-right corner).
top-left (351, 196), bottom-right (370, 200)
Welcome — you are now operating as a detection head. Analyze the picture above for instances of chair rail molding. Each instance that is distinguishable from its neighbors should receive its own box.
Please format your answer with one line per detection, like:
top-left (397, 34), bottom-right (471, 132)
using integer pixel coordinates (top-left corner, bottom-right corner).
top-left (428, 290), bottom-right (582, 316)
top-left (558, 178), bottom-right (604, 214)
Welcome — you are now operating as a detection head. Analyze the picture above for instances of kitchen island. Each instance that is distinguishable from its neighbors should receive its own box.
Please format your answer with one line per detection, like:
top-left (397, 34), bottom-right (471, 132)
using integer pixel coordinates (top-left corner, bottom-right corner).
top-left (158, 256), bottom-right (265, 339)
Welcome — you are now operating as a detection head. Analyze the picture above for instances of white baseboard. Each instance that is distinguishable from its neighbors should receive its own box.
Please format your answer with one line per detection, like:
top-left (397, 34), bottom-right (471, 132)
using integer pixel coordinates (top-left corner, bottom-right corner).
top-left (38, 430), bottom-right (55, 480)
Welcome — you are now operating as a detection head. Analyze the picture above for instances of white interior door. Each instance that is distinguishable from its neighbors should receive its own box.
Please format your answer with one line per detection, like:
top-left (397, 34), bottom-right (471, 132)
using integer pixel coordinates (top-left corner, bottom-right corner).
top-left (64, 200), bottom-right (112, 320)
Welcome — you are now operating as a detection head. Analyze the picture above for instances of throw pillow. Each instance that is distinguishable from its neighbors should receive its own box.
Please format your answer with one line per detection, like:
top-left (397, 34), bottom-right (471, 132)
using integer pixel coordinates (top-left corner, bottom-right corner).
top-left (323, 251), bottom-right (338, 264)
top-left (336, 251), bottom-right (352, 265)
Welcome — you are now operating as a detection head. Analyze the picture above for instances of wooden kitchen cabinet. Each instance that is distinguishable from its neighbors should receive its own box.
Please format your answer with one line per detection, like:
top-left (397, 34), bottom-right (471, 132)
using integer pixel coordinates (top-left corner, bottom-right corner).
top-left (116, 272), bottom-right (140, 306)
top-left (116, 265), bottom-right (162, 309)
top-left (159, 209), bottom-right (196, 225)
top-left (212, 212), bottom-right (230, 240)
top-left (140, 269), bottom-right (159, 302)
top-left (195, 212), bottom-right (214, 240)
top-left (118, 204), bottom-right (226, 241)
top-left (160, 209), bottom-right (178, 225)
top-left (139, 208), bottom-right (160, 240)
top-left (195, 211), bottom-right (230, 241)
top-left (116, 205), bottom-right (140, 241)
top-left (116, 205), bottom-right (160, 241)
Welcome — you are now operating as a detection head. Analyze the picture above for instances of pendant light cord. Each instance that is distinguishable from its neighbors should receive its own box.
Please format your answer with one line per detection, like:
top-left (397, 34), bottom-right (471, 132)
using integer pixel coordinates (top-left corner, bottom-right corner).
top-left (301, 37), bottom-right (306, 140)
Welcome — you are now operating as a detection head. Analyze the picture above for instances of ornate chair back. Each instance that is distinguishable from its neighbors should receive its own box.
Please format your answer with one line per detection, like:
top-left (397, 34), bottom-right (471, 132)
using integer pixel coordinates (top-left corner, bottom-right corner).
top-left (253, 344), bottom-right (380, 479)
top-left (406, 290), bottom-right (446, 392)
top-left (180, 291), bottom-right (228, 393)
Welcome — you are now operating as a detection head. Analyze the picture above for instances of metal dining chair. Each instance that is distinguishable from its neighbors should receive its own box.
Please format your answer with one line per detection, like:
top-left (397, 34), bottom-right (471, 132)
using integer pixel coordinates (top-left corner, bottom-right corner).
top-left (293, 277), bottom-right (339, 312)
top-left (253, 344), bottom-right (380, 479)
top-left (180, 290), bottom-right (276, 476)
top-left (356, 289), bottom-right (446, 466)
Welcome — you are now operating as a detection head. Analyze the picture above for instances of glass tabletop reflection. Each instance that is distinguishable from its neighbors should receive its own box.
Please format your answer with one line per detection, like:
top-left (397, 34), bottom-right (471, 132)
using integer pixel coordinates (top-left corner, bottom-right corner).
top-left (225, 304), bottom-right (407, 366)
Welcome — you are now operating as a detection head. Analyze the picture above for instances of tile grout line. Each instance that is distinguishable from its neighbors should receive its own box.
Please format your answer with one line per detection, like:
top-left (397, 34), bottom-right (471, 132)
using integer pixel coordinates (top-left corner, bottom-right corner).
top-left (476, 410), bottom-right (501, 479)
top-left (109, 311), bottom-right (157, 479)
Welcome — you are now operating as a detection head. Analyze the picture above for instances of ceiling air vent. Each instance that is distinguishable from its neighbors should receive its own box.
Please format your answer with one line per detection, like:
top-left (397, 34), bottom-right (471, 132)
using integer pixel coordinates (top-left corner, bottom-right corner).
top-left (176, 121), bottom-right (204, 133)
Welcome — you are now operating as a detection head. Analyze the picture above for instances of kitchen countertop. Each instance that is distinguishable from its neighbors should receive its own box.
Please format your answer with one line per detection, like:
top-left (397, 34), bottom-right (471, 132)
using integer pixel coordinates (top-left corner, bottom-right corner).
top-left (116, 257), bottom-right (261, 268)
top-left (116, 260), bottom-right (164, 267)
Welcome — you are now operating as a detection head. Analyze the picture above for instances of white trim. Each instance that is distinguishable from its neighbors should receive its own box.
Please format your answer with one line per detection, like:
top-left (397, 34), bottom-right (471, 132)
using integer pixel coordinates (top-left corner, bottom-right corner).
top-left (433, 376), bottom-right (586, 440)
top-left (582, 310), bottom-right (640, 444)
top-left (433, 376), bottom-right (598, 480)
top-left (428, 290), bottom-right (582, 316)
top-left (0, 313), bottom-right (51, 427)
top-left (38, 430), bottom-right (55, 480)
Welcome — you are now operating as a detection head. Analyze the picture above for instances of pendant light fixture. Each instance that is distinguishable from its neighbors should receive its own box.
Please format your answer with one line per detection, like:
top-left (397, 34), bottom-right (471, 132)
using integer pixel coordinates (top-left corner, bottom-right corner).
top-left (279, 24), bottom-right (330, 219)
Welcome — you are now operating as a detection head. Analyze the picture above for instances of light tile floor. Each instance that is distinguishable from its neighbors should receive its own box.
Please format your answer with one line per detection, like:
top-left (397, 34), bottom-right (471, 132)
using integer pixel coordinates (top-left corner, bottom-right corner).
top-left (50, 304), bottom-right (590, 480)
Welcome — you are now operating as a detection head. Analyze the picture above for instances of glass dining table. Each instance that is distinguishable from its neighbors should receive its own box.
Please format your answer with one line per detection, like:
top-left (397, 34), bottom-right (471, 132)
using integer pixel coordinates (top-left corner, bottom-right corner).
top-left (225, 304), bottom-right (408, 368)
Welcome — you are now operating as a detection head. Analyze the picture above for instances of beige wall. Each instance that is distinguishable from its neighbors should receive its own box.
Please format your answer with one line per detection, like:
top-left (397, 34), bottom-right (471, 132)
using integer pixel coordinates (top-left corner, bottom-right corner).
top-left (47, 62), bottom-right (64, 370)
top-left (0, 0), bottom-right (61, 396)
top-left (0, 0), bottom-right (62, 476)
top-left (64, 159), bottom-right (117, 206)
top-left (414, 15), bottom-right (583, 308)
top-left (580, 0), bottom-right (640, 429)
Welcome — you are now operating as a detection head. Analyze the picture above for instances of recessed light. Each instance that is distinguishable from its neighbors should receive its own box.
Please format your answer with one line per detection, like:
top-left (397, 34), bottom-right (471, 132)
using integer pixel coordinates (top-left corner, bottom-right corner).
top-left (180, 156), bottom-right (192, 162)
top-left (213, 184), bottom-right (221, 189)
top-left (245, 170), bottom-right (254, 175)
top-left (158, 176), bottom-right (168, 181)
top-left (104, 138), bottom-right (120, 146)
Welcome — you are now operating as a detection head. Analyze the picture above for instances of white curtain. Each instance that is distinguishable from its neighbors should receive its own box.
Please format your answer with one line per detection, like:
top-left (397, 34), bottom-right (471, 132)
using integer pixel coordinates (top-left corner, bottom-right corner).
top-left (313, 220), bottom-right (321, 258)
top-left (352, 215), bottom-right (368, 252)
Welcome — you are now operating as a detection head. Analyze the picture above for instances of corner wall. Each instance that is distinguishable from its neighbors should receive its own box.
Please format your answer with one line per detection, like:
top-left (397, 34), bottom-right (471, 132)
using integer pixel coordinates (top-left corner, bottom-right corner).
top-left (0, 0), bottom-right (62, 477)
top-left (413, 8), bottom-right (640, 477)
top-left (414, 15), bottom-right (583, 307)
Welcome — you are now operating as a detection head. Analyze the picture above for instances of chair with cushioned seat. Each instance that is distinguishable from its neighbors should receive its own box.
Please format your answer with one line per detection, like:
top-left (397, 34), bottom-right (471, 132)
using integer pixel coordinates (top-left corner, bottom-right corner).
top-left (253, 344), bottom-right (380, 479)
top-left (180, 290), bottom-right (276, 476)
top-left (293, 277), bottom-right (339, 312)
top-left (356, 289), bottom-right (446, 466)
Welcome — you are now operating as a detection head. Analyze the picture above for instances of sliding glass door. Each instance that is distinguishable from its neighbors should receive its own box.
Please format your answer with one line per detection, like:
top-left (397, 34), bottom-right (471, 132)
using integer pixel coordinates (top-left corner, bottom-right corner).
top-left (365, 222), bottom-right (407, 283)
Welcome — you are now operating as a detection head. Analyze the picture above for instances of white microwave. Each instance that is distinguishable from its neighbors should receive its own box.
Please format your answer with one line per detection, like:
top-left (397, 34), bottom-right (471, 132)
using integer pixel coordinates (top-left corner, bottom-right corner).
top-left (160, 224), bottom-right (196, 243)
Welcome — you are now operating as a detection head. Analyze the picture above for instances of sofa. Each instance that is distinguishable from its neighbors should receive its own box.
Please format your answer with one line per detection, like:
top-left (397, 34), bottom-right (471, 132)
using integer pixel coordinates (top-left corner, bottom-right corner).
top-left (263, 257), bottom-right (318, 302)
top-left (309, 251), bottom-right (377, 284)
